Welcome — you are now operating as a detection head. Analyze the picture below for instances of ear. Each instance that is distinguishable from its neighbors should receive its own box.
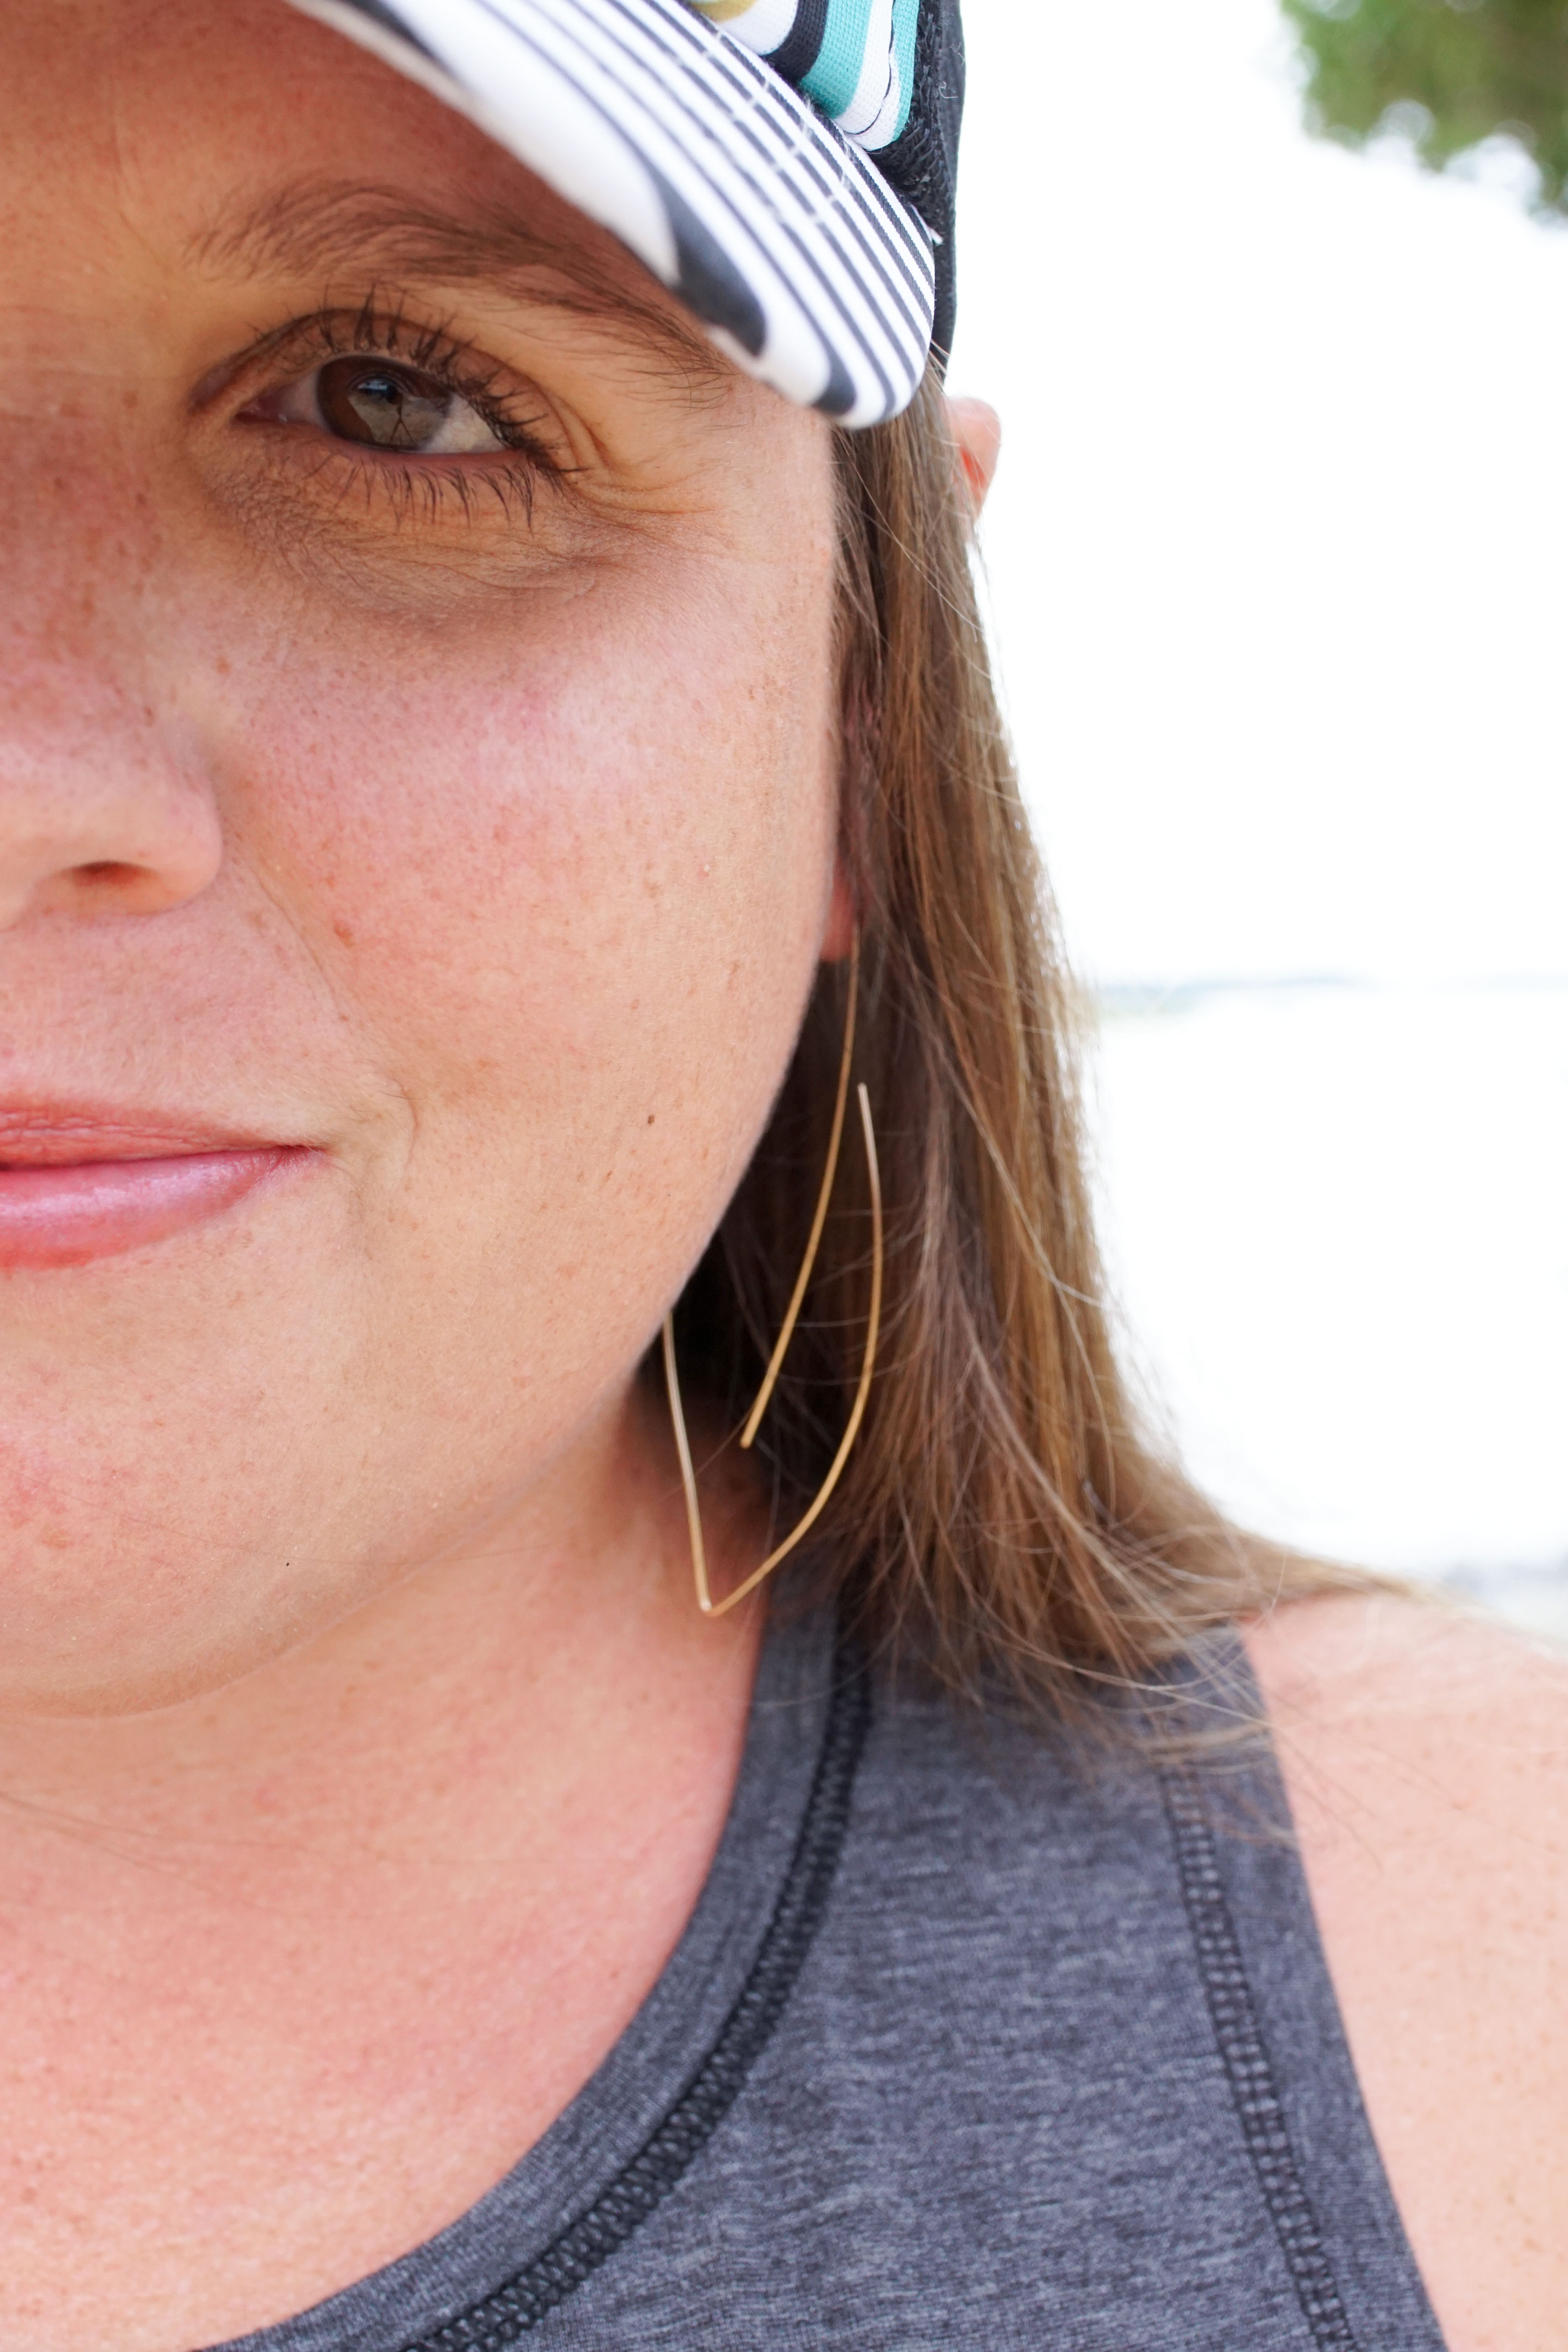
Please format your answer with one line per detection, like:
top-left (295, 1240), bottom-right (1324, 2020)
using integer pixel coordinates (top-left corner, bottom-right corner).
top-left (947, 395), bottom-right (1002, 517)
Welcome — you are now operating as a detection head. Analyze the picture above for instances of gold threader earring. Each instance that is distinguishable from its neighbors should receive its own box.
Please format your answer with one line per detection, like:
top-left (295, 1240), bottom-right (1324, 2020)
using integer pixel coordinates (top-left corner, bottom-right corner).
top-left (661, 940), bottom-right (883, 1620)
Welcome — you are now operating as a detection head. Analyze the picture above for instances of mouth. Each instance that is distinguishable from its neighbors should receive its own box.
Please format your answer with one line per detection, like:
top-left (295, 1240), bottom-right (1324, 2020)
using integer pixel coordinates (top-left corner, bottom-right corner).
top-left (0, 1109), bottom-right (315, 1270)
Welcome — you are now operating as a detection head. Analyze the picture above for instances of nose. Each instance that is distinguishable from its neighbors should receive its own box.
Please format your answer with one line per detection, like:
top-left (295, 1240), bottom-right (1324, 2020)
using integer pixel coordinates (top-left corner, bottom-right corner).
top-left (0, 654), bottom-right (223, 933)
top-left (0, 415), bottom-right (227, 932)
top-left (0, 770), bottom-right (223, 929)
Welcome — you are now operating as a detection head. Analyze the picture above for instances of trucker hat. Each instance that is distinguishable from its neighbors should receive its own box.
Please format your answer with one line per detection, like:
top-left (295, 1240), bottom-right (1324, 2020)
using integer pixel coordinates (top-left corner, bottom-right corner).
top-left (287, 0), bottom-right (964, 426)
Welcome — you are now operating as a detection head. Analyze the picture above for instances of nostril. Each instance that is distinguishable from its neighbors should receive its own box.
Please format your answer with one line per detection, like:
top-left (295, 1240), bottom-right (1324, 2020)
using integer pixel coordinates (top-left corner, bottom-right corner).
top-left (74, 860), bottom-right (140, 885)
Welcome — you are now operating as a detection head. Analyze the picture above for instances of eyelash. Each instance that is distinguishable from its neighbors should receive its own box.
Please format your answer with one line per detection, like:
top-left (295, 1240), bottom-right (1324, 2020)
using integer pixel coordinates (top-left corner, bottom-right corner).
top-left (239, 296), bottom-right (567, 524)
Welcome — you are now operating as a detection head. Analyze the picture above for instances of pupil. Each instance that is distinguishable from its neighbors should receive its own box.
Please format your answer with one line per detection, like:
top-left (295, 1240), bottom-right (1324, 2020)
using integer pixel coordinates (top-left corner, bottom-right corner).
top-left (317, 359), bottom-right (452, 450)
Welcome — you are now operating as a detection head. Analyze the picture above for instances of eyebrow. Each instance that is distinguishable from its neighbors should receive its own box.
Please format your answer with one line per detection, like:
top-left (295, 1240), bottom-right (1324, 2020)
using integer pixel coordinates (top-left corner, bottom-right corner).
top-left (189, 176), bottom-right (727, 387)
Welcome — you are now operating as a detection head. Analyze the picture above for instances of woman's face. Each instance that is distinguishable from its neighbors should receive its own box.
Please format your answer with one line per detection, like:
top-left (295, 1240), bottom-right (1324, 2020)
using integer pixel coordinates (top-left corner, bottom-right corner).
top-left (0, 0), bottom-right (843, 1710)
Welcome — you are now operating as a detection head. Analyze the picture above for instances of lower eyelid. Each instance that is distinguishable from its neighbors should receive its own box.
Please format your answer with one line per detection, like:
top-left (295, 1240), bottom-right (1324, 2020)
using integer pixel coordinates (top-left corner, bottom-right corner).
top-left (230, 383), bottom-right (571, 520)
top-left (259, 437), bottom-right (557, 526)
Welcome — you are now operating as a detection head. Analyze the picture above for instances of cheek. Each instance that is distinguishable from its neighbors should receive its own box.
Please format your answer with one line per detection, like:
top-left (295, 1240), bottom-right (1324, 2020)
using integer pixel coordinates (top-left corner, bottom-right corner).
top-left (209, 536), bottom-right (839, 1312)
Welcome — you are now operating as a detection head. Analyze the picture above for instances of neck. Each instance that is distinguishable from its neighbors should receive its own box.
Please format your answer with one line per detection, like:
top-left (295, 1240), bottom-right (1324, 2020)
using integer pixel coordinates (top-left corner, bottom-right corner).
top-left (0, 1378), bottom-right (767, 2352)
top-left (0, 1378), bottom-right (761, 1853)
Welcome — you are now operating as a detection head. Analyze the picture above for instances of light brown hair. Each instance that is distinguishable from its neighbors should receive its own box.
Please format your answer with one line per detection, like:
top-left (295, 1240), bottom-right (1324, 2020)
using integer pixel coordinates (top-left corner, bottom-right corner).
top-left (671, 367), bottom-right (1340, 1712)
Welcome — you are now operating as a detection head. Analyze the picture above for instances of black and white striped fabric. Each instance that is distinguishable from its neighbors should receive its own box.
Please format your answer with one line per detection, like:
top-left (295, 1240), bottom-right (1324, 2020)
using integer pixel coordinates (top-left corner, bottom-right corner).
top-left (288, 0), bottom-right (956, 424)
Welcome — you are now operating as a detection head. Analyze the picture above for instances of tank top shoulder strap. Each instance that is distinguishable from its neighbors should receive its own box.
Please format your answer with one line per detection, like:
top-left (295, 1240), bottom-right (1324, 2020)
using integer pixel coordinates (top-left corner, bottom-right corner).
top-left (1156, 1634), bottom-right (1447, 2349)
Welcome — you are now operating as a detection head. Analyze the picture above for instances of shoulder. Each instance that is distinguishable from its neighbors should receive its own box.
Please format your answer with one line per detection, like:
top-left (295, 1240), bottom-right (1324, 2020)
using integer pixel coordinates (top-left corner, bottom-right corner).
top-left (1244, 1592), bottom-right (1568, 2352)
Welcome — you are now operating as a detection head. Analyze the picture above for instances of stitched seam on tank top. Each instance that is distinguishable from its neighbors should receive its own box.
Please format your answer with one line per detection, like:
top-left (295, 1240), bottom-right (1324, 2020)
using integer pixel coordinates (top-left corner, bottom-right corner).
top-left (1162, 1773), bottom-right (1360, 2351)
top-left (400, 1639), bottom-right (872, 2351)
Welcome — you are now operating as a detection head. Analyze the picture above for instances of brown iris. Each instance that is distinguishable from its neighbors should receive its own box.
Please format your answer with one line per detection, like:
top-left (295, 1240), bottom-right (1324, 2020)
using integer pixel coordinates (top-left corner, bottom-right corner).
top-left (316, 358), bottom-right (455, 450)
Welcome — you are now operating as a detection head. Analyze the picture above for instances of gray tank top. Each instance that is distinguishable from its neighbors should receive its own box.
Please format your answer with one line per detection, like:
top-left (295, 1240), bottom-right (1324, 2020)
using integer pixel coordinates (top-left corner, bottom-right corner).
top-left (216, 1609), bottom-right (1446, 2352)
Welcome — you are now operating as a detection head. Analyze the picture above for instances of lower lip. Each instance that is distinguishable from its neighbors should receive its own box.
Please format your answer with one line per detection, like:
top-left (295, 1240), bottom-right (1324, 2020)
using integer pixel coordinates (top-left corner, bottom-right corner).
top-left (0, 1149), bottom-right (305, 1270)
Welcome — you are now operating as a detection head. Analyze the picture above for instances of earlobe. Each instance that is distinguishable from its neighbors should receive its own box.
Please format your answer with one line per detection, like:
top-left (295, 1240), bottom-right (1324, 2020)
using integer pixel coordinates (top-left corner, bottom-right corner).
top-left (946, 396), bottom-right (1002, 518)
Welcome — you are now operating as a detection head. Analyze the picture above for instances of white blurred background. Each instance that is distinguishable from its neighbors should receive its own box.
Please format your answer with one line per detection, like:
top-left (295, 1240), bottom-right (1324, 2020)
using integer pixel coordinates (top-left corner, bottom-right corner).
top-left (947, 0), bottom-right (1568, 1636)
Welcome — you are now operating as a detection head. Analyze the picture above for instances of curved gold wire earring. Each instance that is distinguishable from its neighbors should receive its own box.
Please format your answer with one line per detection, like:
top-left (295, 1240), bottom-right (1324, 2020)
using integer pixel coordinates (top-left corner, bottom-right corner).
top-left (661, 940), bottom-right (883, 1620)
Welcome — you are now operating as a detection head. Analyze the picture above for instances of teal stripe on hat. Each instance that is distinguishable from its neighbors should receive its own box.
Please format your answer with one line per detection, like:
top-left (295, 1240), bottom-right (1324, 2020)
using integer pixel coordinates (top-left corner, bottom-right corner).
top-left (800, 0), bottom-right (874, 122)
top-left (887, 0), bottom-right (918, 143)
top-left (800, 0), bottom-right (918, 147)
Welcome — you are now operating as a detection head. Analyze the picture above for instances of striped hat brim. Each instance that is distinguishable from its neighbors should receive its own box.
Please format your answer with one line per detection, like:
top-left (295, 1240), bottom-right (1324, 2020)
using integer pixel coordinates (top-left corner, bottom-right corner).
top-left (287, 0), bottom-right (937, 426)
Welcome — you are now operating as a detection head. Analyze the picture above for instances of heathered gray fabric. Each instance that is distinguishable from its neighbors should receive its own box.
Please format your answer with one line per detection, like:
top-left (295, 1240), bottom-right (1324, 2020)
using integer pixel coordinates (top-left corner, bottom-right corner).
top-left (214, 1613), bottom-right (1446, 2352)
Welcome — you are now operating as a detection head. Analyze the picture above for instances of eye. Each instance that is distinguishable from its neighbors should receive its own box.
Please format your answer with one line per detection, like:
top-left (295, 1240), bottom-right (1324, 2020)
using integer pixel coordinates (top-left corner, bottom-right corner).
top-left (260, 356), bottom-right (509, 456)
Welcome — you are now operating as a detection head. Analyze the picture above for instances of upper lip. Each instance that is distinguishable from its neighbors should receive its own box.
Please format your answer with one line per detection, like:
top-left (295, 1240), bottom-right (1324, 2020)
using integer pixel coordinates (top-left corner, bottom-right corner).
top-left (0, 1104), bottom-right (289, 1168)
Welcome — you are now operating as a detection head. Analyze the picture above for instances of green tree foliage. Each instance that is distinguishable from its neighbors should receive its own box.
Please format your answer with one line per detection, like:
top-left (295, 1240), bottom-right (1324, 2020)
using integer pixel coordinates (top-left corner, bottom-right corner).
top-left (1282, 0), bottom-right (1568, 212)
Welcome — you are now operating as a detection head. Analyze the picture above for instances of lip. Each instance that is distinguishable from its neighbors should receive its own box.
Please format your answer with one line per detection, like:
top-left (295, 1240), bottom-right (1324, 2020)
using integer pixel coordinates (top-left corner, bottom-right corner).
top-left (0, 1109), bottom-right (313, 1270)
